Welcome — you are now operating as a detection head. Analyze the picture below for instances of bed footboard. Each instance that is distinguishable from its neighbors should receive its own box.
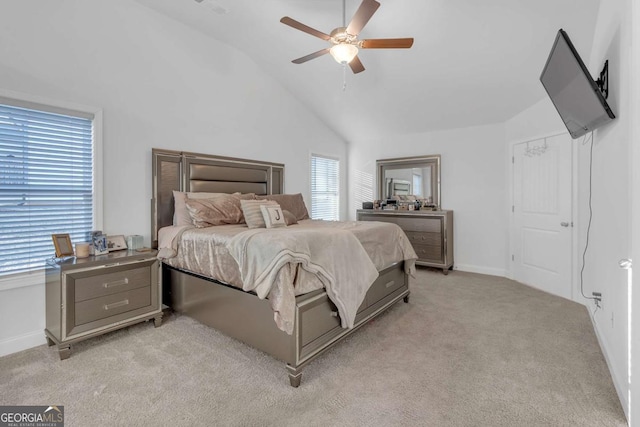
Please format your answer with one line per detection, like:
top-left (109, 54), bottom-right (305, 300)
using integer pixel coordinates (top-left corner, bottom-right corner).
top-left (166, 261), bottom-right (409, 387)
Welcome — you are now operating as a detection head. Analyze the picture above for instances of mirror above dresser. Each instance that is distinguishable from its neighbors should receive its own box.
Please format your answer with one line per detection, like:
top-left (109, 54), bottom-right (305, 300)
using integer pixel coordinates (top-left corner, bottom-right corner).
top-left (376, 155), bottom-right (441, 208)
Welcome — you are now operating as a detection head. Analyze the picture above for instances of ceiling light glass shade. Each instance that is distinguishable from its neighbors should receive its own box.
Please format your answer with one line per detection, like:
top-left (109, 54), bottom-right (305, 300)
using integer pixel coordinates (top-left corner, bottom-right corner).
top-left (330, 43), bottom-right (358, 64)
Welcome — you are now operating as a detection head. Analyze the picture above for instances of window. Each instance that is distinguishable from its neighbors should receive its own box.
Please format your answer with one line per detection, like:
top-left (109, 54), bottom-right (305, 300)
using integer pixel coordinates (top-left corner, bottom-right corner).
top-left (311, 154), bottom-right (339, 221)
top-left (0, 99), bottom-right (96, 276)
top-left (413, 173), bottom-right (422, 196)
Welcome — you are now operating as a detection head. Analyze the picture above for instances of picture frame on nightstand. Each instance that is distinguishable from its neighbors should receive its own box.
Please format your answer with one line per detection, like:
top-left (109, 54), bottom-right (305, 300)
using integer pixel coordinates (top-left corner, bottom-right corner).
top-left (107, 235), bottom-right (127, 251)
top-left (51, 234), bottom-right (74, 258)
top-left (92, 231), bottom-right (108, 255)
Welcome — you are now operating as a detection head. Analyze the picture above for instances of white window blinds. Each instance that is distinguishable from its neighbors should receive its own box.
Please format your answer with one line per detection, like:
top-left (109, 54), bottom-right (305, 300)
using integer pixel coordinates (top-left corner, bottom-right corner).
top-left (0, 103), bottom-right (94, 276)
top-left (311, 154), bottom-right (339, 221)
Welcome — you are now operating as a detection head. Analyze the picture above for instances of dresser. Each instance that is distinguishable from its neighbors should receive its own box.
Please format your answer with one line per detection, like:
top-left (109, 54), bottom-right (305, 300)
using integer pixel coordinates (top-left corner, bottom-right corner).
top-left (45, 250), bottom-right (162, 360)
top-left (357, 209), bottom-right (454, 274)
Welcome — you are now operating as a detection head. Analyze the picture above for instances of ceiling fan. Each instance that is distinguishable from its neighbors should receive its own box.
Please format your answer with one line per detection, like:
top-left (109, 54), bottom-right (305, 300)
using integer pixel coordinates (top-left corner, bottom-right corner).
top-left (280, 0), bottom-right (414, 74)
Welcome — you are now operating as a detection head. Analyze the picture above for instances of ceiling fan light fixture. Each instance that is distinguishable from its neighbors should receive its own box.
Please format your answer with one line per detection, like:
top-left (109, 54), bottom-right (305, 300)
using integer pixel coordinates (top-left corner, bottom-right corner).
top-left (329, 43), bottom-right (358, 64)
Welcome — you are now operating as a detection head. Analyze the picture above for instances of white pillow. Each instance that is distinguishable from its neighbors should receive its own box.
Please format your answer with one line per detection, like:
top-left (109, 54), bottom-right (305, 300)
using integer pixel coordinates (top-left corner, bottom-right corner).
top-left (260, 204), bottom-right (287, 229)
top-left (240, 199), bottom-right (278, 229)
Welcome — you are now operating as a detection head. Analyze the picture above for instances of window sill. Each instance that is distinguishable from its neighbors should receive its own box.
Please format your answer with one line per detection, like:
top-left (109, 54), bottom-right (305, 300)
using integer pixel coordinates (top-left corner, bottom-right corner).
top-left (0, 270), bottom-right (45, 292)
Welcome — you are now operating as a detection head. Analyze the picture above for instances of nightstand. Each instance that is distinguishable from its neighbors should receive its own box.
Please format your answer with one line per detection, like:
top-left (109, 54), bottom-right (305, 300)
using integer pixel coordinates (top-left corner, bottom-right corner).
top-left (44, 250), bottom-right (162, 360)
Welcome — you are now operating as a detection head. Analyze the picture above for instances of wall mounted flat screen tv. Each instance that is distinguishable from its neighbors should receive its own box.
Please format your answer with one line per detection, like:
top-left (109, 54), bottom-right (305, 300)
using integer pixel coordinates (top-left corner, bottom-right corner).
top-left (540, 29), bottom-right (615, 139)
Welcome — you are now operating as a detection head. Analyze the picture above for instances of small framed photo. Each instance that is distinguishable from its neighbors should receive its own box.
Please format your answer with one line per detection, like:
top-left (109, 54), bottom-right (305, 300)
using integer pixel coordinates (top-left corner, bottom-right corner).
top-left (107, 235), bottom-right (128, 252)
top-left (92, 232), bottom-right (108, 255)
top-left (52, 234), bottom-right (74, 258)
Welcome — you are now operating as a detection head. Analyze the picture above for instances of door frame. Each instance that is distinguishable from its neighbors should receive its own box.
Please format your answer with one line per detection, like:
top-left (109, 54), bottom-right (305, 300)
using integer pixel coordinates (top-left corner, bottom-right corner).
top-left (629, 0), bottom-right (640, 422)
top-left (508, 130), bottom-right (579, 302)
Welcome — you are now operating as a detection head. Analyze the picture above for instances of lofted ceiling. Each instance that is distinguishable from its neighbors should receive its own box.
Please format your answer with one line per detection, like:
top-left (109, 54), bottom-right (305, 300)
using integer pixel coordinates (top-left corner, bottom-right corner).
top-left (135, 0), bottom-right (601, 142)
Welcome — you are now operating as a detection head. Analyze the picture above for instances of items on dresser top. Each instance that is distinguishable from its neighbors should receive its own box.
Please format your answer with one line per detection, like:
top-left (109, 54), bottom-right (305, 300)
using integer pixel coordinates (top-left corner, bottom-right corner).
top-left (45, 250), bottom-right (162, 360)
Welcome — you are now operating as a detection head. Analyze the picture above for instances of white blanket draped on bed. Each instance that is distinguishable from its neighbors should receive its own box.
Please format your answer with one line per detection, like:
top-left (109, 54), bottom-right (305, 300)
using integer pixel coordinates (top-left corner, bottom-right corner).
top-left (227, 227), bottom-right (380, 330)
top-left (159, 219), bottom-right (418, 335)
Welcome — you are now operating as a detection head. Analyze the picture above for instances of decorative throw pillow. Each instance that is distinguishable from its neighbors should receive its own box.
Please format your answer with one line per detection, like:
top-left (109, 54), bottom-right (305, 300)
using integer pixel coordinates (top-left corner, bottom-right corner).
top-left (282, 209), bottom-right (298, 226)
top-left (240, 199), bottom-right (278, 229)
top-left (185, 195), bottom-right (246, 228)
top-left (260, 204), bottom-right (287, 229)
top-left (173, 191), bottom-right (255, 226)
top-left (255, 193), bottom-right (309, 221)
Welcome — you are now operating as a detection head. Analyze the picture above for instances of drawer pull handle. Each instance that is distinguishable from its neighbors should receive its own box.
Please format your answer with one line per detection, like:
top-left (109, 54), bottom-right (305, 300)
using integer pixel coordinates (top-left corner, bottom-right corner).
top-left (103, 278), bottom-right (129, 288)
top-left (385, 280), bottom-right (395, 288)
top-left (104, 299), bottom-right (129, 310)
top-left (330, 311), bottom-right (339, 317)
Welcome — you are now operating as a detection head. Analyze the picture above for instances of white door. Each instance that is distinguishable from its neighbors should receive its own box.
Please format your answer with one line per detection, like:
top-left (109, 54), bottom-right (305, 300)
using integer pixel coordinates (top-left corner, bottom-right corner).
top-left (512, 133), bottom-right (573, 299)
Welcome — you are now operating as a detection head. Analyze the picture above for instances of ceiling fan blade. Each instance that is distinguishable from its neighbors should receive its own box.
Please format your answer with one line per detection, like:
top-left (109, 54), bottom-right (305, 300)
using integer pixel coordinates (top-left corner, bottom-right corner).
top-left (349, 56), bottom-right (365, 74)
top-left (280, 16), bottom-right (331, 41)
top-left (346, 0), bottom-right (380, 36)
top-left (292, 48), bottom-right (330, 64)
top-left (360, 38), bottom-right (414, 49)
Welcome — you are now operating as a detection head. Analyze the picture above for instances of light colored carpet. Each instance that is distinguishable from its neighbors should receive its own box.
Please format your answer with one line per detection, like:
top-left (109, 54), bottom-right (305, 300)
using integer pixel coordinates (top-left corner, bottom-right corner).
top-left (0, 269), bottom-right (627, 426)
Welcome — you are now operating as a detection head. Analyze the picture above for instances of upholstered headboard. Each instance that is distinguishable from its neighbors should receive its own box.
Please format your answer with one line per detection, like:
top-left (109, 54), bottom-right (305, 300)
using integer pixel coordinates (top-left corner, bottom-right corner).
top-left (151, 149), bottom-right (284, 248)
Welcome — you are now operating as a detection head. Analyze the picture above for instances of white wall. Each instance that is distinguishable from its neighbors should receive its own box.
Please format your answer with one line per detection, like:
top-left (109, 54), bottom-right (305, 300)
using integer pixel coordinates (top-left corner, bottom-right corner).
top-left (0, 0), bottom-right (347, 356)
top-left (348, 123), bottom-right (509, 277)
top-left (505, 0), bottom-right (632, 417)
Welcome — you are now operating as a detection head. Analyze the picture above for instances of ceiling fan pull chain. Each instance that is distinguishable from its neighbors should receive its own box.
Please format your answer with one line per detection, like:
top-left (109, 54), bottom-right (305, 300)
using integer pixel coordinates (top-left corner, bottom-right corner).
top-left (342, 63), bottom-right (347, 91)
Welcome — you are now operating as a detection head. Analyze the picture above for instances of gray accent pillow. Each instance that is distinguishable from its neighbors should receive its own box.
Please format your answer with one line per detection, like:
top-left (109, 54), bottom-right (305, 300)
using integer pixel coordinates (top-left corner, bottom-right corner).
top-left (255, 193), bottom-right (309, 220)
top-left (186, 194), bottom-right (250, 227)
top-left (175, 191), bottom-right (254, 226)
top-left (282, 209), bottom-right (298, 226)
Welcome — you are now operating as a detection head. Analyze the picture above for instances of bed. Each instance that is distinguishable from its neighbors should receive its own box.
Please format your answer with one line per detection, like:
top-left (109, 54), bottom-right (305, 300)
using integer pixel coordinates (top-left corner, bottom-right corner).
top-left (151, 148), bottom-right (416, 387)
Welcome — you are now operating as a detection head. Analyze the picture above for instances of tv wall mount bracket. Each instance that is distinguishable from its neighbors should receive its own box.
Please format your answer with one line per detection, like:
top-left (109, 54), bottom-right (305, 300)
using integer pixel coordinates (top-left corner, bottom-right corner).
top-left (595, 60), bottom-right (609, 99)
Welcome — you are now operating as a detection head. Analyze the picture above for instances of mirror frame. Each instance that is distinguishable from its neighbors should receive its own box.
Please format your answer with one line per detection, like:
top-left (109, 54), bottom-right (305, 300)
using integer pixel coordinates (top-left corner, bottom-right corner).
top-left (376, 155), bottom-right (441, 207)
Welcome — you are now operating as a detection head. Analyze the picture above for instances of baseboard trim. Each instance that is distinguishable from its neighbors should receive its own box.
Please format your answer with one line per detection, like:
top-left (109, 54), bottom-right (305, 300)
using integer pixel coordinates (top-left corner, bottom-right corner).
top-left (0, 330), bottom-right (45, 357)
top-left (453, 264), bottom-right (507, 278)
top-left (589, 313), bottom-right (629, 422)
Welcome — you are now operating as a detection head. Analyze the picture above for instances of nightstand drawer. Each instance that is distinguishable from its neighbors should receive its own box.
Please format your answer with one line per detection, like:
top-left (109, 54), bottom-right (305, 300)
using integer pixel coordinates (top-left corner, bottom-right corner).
top-left (75, 286), bottom-right (151, 325)
top-left (74, 266), bottom-right (150, 302)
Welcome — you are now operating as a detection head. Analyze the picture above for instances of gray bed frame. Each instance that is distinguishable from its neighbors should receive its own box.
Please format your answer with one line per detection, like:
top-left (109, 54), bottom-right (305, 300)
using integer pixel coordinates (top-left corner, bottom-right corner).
top-left (151, 148), bottom-right (410, 387)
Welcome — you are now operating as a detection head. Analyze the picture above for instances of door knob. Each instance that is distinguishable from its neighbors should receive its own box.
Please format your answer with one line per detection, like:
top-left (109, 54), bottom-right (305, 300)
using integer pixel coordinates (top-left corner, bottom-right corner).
top-left (560, 222), bottom-right (569, 227)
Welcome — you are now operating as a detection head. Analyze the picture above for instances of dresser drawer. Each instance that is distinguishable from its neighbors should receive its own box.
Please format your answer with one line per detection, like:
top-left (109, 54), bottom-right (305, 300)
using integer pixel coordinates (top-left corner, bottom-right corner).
top-left (74, 266), bottom-right (151, 302)
top-left (75, 286), bottom-right (151, 326)
top-left (395, 216), bottom-right (442, 233)
top-left (405, 231), bottom-right (441, 246)
top-left (367, 264), bottom-right (406, 305)
top-left (412, 243), bottom-right (443, 262)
